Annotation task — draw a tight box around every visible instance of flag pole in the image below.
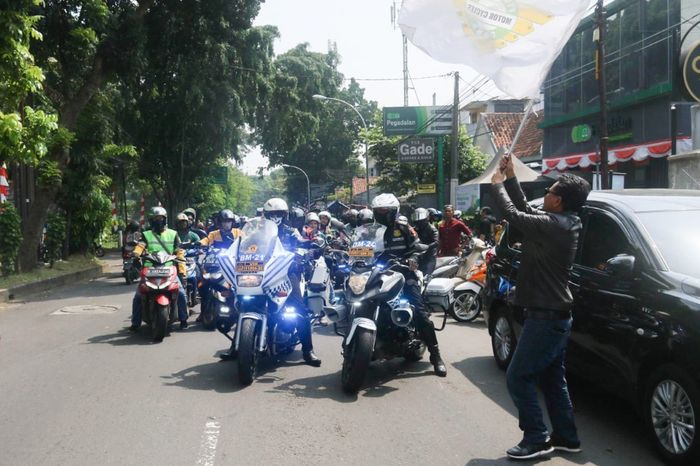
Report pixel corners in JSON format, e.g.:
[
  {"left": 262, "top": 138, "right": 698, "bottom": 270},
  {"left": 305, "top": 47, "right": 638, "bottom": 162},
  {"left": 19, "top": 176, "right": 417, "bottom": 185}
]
[{"left": 504, "top": 99, "right": 535, "bottom": 160}]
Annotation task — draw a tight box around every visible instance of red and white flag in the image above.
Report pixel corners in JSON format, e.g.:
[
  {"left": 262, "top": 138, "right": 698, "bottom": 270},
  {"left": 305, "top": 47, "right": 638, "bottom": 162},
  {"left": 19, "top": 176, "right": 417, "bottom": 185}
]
[
  {"left": 0, "top": 162, "right": 9, "bottom": 204},
  {"left": 399, "top": 0, "right": 592, "bottom": 98}
]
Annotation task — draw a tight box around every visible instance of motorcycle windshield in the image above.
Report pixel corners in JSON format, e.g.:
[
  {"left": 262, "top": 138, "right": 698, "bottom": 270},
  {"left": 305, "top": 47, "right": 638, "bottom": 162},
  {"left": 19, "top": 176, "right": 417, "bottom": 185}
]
[
  {"left": 348, "top": 224, "right": 386, "bottom": 265},
  {"left": 236, "top": 218, "right": 278, "bottom": 273}
]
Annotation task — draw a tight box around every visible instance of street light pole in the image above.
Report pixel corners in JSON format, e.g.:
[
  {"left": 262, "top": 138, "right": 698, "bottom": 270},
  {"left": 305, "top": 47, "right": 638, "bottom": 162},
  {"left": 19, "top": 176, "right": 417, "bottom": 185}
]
[
  {"left": 313, "top": 94, "right": 371, "bottom": 206},
  {"left": 281, "top": 163, "right": 311, "bottom": 210}
]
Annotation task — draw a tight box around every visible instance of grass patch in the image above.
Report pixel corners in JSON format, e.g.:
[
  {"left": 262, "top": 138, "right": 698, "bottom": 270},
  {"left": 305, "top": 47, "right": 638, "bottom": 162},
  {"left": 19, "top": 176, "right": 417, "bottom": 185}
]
[{"left": 0, "top": 255, "right": 102, "bottom": 290}]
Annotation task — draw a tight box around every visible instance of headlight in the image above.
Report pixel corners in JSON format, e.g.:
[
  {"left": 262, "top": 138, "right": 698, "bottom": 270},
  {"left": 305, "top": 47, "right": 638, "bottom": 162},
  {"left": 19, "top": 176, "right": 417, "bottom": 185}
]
[
  {"left": 237, "top": 274, "right": 262, "bottom": 287},
  {"left": 203, "top": 272, "right": 222, "bottom": 280},
  {"left": 348, "top": 273, "right": 370, "bottom": 295}
]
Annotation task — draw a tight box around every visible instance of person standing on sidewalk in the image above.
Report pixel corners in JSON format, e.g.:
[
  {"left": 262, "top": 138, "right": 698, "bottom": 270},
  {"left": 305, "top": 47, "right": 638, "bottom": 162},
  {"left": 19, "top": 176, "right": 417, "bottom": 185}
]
[
  {"left": 491, "top": 154, "right": 591, "bottom": 460},
  {"left": 437, "top": 205, "right": 472, "bottom": 257}
]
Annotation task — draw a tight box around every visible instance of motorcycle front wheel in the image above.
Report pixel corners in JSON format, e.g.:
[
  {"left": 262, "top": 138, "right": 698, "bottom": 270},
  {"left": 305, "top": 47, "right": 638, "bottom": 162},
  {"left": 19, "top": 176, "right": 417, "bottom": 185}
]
[
  {"left": 451, "top": 290, "right": 481, "bottom": 322},
  {"left": 341, "top": 328, "right": 373, "bottom": 394},
  {"left": 153, "top": 304, "right": 169, "bottom": 342},
  {"left": 237, "top": 319, "right": 259, "bottom": 386},
  {"left": 202, "top": 300, "right": 218, "bottom": 330}
]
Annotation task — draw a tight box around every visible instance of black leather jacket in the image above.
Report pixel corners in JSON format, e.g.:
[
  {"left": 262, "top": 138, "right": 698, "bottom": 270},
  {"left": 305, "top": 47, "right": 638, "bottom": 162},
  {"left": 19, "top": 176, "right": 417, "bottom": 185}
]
[{"left": 492, "top": 177, "right": 582, "bottom": 311}]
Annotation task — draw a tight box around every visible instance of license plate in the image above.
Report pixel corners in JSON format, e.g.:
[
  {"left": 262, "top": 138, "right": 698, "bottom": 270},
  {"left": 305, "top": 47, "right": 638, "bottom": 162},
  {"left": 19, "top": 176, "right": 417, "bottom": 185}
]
[
  {"left": 235, "top": 262, "right": 264, "bottom": 273},
  {"left": 146, "top": 267, "right": 171, "bottom": 277},
  {"left": 349, "top": 247, "right": 374, "bottom": 258}
]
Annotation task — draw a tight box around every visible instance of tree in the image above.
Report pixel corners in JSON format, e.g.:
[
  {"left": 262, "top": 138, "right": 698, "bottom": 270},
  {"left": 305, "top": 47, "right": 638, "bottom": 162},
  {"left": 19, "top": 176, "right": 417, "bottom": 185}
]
[
  {"left": 189, "top": 166, "right": 255, "bottom": 221},
  {"left": 121, "top": 1, "right": 277, "bottom": 218},
  {"left": 256, "top": 44, "right": 377, "bottom": 204},
  {"left": 368, "top": 112, "right": 487, "bottom": 198}
]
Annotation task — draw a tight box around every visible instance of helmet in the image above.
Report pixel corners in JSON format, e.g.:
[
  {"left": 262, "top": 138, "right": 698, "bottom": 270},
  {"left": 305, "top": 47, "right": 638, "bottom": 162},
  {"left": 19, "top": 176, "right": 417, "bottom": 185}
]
[
  {"left": 263, "top": 198, "right": 289, "bottom": 226},
  {"left": 358, "top": 208, "right": 374, "bottom": 225},
  {"left": 175, "top": 213, "right": 189, "bottom": 228},
  {"left": 454, "top": 209, "right": 462, "bottom": 219},
  {"left": 127, "top": 219, "right": 141, "bottom": 232},
  {"left": 256, "top": 207, "right": 264, "bottom": 217},
  {"left": 344, "top": 209, "right": 358, "bottom": 220},
  {"left": 183, "top": 207, "right": 197, "bottom": 221},
  {"left": 318, "top": 211, "right": 331, "bottom": 223},
  {"left": 219, "top": 209, "right": 235, "bottom": 221},
  {"left": 306, "top": 212, "right": 320, "bottom": 224},
  {"left": 219, "top": 209, "right": 238, "bottom": 229},
  {"left": 149, "top": 206, "right": 167, "bottom": 232},
  {"left": 397, "top": 215, "right": 408, "bottom": 226},
  {"left": 371, "top": 193, "right": 400, "bottom": 227},
  {"left": 289, "top": 207, "right": 304, "bottom": 222},
  {"left": 412, "top": 207, "right": 429, "bottom": 223}
]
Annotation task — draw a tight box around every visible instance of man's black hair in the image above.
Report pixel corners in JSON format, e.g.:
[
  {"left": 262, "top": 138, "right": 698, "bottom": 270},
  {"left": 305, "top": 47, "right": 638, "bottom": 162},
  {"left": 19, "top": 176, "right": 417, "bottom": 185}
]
[
  {"left": 556, "top": 173, "right": 591, "bottom": 212},
  {"left": 481, "top": 206, "right": 492, "bottom": 215}
]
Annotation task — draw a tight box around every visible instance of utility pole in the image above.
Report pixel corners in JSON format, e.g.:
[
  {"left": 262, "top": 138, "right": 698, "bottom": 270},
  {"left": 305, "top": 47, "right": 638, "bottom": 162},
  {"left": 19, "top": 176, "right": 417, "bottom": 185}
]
[
  {"left": 595, "top": 0, "right": 610, "bottom": 189},
  {"left": 391, "top": 1, "right": 409, "bottom": 106},
  {"left": 449, "top": 71, "right": 460, "bottom": 204}
]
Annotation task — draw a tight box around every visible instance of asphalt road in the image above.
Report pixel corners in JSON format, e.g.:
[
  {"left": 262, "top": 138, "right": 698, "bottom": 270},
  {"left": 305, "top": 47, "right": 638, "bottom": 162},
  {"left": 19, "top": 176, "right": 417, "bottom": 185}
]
[{"left": 0, "top": 276, "right": 664, "bottom": 466}]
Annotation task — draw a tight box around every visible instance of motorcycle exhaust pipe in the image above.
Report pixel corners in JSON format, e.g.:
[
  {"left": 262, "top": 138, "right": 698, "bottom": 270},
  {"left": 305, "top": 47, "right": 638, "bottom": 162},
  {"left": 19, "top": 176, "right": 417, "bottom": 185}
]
[
  {"left": 323, "top": 303, "right": 347, "bottom": 323},
  {"left": 390, "top": 307, "right": 413, "bottom": 327}
]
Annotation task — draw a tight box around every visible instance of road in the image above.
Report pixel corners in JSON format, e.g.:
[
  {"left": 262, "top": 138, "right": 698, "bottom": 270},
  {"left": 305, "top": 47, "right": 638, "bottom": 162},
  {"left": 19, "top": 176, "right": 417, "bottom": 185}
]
[{"left": 0, "top": 275, "right": 664, "bottom": 466}]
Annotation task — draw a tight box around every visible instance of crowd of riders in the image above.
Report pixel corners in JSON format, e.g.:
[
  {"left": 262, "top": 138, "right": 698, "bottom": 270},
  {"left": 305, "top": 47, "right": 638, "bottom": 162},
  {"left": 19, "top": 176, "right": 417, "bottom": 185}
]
[{"left": 126, "top": 195, "right": 486, "bottom": 376}]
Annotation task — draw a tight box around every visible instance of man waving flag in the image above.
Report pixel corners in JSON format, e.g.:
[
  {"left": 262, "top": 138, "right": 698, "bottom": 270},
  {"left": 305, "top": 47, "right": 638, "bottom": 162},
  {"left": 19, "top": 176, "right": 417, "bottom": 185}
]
[{"left": 399, "top": 0, "right": 592, "bottom": 98}]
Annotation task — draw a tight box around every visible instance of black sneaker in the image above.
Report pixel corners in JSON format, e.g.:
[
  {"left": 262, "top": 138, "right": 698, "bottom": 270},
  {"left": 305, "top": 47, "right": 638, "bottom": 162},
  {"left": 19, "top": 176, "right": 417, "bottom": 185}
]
[
  {"left": 551, "top": 435, "right": 581, "bottom": 453},
  {"left": 179, "top": 320, "right": 189, "bottom": 330},
  {"left": 506, "top": 440, "right": 554, "bottom": 460},
  {"left": 303, "top": 350, "right": 322, "bottom": 367},
  {"left": 128, "top": 324, "right": 139, "bottom": 332}
]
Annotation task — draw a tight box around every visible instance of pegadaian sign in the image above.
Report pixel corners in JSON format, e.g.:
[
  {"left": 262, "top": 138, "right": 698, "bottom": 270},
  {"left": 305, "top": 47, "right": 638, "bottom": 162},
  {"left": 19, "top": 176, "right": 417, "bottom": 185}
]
[
  {"left": 397, "top": 138, "right": 435, "bottom": 163},
  {"left": 383, "top": 106, "right": 453, "bottom": 136}
]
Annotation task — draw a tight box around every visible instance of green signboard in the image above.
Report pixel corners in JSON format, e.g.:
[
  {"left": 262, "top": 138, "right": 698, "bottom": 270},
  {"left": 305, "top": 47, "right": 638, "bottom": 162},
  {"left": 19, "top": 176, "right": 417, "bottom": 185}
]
[
  {"left": 383, "top": 106, "right": 453, "bottom": 136},
  {"left": 211, "top": 166, "right": 228, "bottom": 185}
]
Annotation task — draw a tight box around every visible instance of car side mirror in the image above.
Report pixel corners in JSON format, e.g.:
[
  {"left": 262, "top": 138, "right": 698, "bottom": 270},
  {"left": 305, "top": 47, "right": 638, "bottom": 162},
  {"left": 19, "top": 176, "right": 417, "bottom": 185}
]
[{"left": 605, "top": 254, "right": 636, "bottom": 279}]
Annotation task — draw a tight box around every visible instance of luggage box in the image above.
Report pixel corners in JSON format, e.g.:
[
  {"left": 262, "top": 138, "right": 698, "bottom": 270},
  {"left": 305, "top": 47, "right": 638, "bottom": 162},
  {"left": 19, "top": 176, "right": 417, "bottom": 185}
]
[{"left": 424, "top": 277, "right": 455, "bottom": 311}]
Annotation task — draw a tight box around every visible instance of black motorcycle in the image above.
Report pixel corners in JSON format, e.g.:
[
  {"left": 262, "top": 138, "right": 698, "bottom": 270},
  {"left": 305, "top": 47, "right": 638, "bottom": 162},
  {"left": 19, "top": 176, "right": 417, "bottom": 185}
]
[{"left": 324, "top": 223, "right": 429, "bottom": 394}]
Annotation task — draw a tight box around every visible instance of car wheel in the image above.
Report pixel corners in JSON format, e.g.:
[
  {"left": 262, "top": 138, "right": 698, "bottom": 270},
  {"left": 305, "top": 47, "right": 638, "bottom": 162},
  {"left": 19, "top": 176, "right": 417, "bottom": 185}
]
[
  {"left": 491, "top": 309, "right": 515, "bottom": 370},
  {"left": 644, "top": 364, "right": 700, "bottom": 464}
]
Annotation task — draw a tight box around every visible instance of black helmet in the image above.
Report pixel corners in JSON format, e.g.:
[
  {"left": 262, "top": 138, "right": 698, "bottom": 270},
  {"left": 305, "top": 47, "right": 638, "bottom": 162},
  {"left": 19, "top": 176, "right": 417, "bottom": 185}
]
[
  {"left": 127, "top": 219, "right": 141, "bottom": 232},
  {"left": 219, "top": 209, "right": 237, "bottom": 229}
]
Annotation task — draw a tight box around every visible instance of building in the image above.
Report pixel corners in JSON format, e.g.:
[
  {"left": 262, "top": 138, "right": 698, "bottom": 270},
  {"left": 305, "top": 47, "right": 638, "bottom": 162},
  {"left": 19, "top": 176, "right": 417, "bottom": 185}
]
[
  {"left": 470, "top": 112, "right": 544, "bottom": 165},
  {"left": 541, "top": 0, "right": 697, "bottom": 188}
]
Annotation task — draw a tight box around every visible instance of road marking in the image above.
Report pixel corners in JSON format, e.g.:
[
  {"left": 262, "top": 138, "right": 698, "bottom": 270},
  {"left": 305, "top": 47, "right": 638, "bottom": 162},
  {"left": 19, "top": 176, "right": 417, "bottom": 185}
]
[
  {"left": 196, "top": 418, "right": 221, "bottom": 466},
  {"left": 50, "top": 305, "right": 120, "bottom": 315}
]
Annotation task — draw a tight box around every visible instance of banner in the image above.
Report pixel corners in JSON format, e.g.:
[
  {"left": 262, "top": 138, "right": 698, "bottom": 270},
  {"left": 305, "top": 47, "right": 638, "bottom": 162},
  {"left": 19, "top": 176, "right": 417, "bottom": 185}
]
[{"left": 399, "top": 0, "right": 592, "bottom": 98}]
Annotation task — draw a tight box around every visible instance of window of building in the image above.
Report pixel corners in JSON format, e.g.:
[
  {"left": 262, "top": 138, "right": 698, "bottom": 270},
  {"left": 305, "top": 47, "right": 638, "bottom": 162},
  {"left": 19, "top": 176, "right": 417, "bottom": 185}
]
[
  {"left": 565, "top": 33, "right": 583, "bottom": 113},
  {"left": 605, "top": 12, "right": 622, "bottom": 96},
  {"left": 643, "top": 0, "right": 669, "bottom": 87},
  {"left": 620, "top": 2, "right": 641, "bottom": 97}
]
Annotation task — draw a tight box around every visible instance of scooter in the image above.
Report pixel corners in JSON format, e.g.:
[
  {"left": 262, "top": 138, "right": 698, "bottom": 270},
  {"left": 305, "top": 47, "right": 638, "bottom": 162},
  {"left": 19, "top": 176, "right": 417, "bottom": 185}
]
[
  {"left": 449, "top": 239, "right": 490, "bottom": 322},
  {"left": 199, "top": 247, "right": 234, "bottom": 330},
  {"left": 137, "top": 251, "right": 181, "bottom": 342}
]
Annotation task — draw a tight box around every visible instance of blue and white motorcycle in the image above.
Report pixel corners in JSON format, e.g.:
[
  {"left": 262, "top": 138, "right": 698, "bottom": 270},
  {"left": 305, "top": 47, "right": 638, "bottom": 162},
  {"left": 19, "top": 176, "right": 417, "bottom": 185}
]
[{"left": 219, "top": 218, "right": 308, "bottom": 386}]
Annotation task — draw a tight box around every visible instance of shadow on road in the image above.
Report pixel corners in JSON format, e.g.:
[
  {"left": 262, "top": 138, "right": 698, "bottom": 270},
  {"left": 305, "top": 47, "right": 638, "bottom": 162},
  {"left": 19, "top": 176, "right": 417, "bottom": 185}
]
[
  {"left": 161, "top": 360, "right": 248, "bottom": 394},
  {"left": 86, "top": 328, "right": 158, "bottom": 346},
  {"left": 453, "top": 356, "right": 657, "bottom": 465},
  {"left": 20, "top": 276, "right": 131, "bottom": 304}
]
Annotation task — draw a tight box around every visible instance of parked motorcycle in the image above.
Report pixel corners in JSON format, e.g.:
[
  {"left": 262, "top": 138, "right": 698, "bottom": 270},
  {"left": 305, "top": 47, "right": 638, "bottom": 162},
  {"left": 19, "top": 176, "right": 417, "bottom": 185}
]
[
  {"left": 122, "top": 249, "right": 140, "bottom": 285},
  {"left": 137, "top": 251, "right": 181, "bottom": 341},
  {"left": 218, "top": 217, "right": 310, "bottom": 386},
  {"left": 449, "top": 238, "right": 491, "bottom": 322},
  {"left": 323, "top": 223, "right": 428, "bottom": 394}
]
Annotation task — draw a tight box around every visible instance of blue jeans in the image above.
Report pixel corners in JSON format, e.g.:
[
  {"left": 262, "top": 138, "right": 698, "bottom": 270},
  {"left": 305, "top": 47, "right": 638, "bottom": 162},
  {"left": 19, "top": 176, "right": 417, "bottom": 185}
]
[
  {"left": 506, "top": 311, "right": 579, "bottom": 445},
  {"left": 131, "top": 276, "right": 188, "bottom": 325}
]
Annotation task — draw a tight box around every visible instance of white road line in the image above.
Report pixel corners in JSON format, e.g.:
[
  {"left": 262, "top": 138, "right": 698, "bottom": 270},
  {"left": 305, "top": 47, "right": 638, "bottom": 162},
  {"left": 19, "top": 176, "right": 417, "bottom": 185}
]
[{"left": 196, "top": 418, "right": 221, "bottom": 466}]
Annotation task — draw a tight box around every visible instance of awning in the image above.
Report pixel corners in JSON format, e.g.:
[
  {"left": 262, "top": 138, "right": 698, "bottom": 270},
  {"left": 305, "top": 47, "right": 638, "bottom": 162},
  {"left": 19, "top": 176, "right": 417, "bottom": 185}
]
[{"left": 543, "top": 137, "right": 692, "bottom": 174}]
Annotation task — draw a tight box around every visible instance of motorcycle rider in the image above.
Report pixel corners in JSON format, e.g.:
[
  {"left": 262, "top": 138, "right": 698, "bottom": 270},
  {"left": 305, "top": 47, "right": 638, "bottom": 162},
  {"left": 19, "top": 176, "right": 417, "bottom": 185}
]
[
  {"left": 264, "top": 198, "right": 322, "bottom": 367},
  {"left": 372, "top": 194, "right": 447, "bottom": 377},
  {"left": 183, "top": 208, "right": 207, "bottom": 239},
  {"left": 129, "top": 207, "right": 189, "bottom": 331},
  {"left": 304, "top": 212, "right": 322, "bottom": 240},
  {"left": 318, "top": 211, "right": 333, "bottom": 235},
  {"left": 343, "top": 209, "right": 359, "bottom": 230},
  {"left": 289, "top": 207, "right": 306, "bottom": 234},
  {"left": 176, "top": 213, "right": 200, "bottom": 244},
  {"left": 412, "top": 208, "right": 438, "bottom": 276},
  {"left": 198, "top": 209, "right": 241, "bottom": 249}
]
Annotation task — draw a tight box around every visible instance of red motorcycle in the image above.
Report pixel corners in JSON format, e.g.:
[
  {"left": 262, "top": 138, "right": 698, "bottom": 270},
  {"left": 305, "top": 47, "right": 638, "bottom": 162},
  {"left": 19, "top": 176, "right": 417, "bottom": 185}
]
[{"left": 138, "top": 251, "right": 180, "bottom": 341}]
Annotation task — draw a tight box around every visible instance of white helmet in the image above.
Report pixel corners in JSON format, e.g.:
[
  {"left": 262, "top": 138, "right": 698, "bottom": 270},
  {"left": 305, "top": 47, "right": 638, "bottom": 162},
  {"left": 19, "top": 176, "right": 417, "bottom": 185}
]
[
  {"left": 411, "top": 207, "right": 429, "bottom": 223},
  {"left": 263, "top": 198, "right": 289, "bottom": 226},
  {"left": 318, "top": 210, "right": 331, "bottom": 221},
  {"left": 397, "top": 215, "right": 408, "bottom": 226},
  {"left": 306, "top": 212, "right": 320, "bottom": 224},
  {"left": 371, "top": 193, "right": 400, "bottom": 226},
  {"left": 454, "top": 209, "right": 462, "bottom": 219}
]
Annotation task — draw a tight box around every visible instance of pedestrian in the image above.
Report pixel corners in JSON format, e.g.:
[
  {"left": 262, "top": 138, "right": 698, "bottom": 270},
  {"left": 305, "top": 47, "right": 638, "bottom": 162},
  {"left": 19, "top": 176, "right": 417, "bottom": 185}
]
[
  {"left": 437, "top": 204, "right": 472, "bottom": 257},
  {"left": 491, "top": 154, "right": 590, "bottom": 460},
  {"left": 478, "top": 206, "right": 496, "bottom": 242}
]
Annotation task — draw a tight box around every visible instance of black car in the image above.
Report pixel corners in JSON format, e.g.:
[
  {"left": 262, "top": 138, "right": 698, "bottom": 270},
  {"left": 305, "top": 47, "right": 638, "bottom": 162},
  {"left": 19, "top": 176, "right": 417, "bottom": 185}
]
[{"left": 483, "top": 190, "right": 700, "bottom": 465}]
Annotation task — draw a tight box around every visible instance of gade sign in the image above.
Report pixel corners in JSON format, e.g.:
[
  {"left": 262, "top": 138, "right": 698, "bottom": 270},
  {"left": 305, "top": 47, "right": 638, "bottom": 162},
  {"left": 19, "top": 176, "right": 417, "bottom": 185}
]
[{"left": 398, "top": 138, "right": 435, "bottom": 163}]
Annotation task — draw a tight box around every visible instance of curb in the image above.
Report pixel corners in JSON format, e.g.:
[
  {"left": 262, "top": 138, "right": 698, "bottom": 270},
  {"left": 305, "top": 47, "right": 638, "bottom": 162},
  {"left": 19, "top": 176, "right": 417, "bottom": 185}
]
[{"left": 0, "top": 265, "right": 106, "bottom": 302}]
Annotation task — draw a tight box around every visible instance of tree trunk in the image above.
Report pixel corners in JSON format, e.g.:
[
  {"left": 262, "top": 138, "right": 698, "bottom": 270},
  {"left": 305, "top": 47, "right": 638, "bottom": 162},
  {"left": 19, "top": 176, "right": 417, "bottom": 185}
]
[{"left": 18, "top": 184, "right": 59, "bottom": 272}]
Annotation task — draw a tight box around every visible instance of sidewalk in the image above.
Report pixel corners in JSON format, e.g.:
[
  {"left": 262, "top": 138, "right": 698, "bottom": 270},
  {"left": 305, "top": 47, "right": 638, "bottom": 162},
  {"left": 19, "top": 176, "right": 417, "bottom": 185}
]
[{"left": 0, "top": 252, "right": 123, "bottom": 302}]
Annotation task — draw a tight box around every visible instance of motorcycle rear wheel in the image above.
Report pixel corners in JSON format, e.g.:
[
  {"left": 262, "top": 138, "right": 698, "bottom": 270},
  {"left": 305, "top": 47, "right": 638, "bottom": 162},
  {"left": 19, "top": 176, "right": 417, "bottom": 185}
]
[
  {"left": 153, "top": 304, "right": 169, "bottom": 342},
  {"left": 341, "top": 328, "right": 373, "bottom": 394},
  {"left": 451, "top": 290, "right": 481, "bottom": 322},
  {"left": 202, "top": 300, "right": 217, "bottom": 330},
  {"left": 237, "top": 319, "right": 259, "bottom": 386}
]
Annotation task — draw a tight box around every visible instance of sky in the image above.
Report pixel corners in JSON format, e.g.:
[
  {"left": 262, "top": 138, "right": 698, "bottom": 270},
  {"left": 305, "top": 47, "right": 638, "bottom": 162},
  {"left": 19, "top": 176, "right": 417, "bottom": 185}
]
[{"left": 239, "top": 0, "right": 503, "bottom": 174}]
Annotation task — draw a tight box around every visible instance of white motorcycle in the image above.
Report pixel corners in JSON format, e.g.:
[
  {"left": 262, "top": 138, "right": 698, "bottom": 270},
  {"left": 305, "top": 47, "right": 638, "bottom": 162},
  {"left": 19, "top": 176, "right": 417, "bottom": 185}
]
[{"left": 219, "top": 218, "right": 307, "bottom": 386}]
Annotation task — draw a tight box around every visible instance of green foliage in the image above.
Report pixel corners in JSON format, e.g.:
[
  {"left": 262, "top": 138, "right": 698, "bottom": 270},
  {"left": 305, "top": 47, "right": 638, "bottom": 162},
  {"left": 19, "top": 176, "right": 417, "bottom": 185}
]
[
  {"left": 45, "top": 212, "right": 66, "bottom": 267},
  {"left": 36, "top": 158, "right": 62, "bottom": 186},
  {"left": 0, "top": 203, "right": 23, "bottom": 276},
  {"left": 248, "top": 169, "right": 288, "bottom": 216},
  {"left": 257, "top": 45, "right": 377, "bottom": 204},
  {"left": 190, "top": 166, "right": 254, "bottom": 220},
  {"left": 370, "top": 115, "right": 488, "bottom": 198},
  {"left": 0, "top": 0, "right": 57, "bottom": 165}
]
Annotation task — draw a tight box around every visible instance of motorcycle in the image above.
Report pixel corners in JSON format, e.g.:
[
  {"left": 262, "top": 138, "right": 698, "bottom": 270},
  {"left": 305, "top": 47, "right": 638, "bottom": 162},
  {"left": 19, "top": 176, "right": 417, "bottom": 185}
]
[
  {"left": 122, "top": 231, "right": 141, "bottom": 285},
  {"left": 449, "top": 238, "right": 491, "bottom": 322},
  {"left": 137, "top": 251, "right": 181, "bottom": 342},
  {"left": 218, "top": 217, "right": 309, "bottom": 386},
  {"left": 323, "top": 223, "right": 429, "bottom": 394},
  {"left": 199, "top": 247, "right": 234, "bottom": 330},
  {"left": 184, "top": 248, "right": 201, "bottom": 308}
]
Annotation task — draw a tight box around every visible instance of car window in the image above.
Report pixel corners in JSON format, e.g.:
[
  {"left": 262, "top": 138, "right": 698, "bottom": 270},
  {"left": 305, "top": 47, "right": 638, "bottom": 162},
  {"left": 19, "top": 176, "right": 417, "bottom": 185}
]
[{"left": 579, "top": 211, "right": 632, "bottom": 270}]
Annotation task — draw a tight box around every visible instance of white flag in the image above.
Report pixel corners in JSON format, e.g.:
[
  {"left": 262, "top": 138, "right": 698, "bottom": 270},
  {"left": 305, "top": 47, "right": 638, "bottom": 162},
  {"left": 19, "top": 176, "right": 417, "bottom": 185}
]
[{"left": 399, "top": 0, "right": 593, "bottom": 98}]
